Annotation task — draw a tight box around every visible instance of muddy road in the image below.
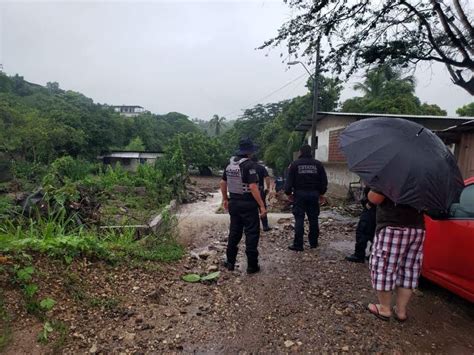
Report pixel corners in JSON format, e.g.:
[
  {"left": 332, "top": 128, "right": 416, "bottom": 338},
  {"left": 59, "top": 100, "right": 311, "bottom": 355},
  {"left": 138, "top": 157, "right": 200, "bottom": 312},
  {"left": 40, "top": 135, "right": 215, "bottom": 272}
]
[
  {"left": 172, "top": 179, "right": 474, "bottom": 353},
  {"left": 3, "top": 177, "right": 474, "bottom": 354}
]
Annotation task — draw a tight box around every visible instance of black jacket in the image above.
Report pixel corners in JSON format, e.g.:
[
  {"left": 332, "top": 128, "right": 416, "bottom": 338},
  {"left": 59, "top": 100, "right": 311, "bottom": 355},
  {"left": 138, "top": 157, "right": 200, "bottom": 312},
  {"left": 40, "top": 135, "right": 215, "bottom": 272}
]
[{"left": 284, "top": 155, "right": 328, "bottom": 195}]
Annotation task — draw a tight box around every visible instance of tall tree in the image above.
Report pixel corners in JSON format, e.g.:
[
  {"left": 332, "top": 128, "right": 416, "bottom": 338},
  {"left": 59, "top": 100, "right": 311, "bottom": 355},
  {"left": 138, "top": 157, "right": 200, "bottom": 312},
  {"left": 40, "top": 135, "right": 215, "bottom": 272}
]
[
  {"left": 125, "top": 137, "right": 146, "bottom": 151},
  {"left": 342, "top": 65, "right": 446, "bottom": 115},
  {"left": 209, "top": 114, "right": 226, "bottom": 136},
  {"left": 353, "top": 65, "right": 415, "bottom": 99},
  {"left": 260, "top": 0, "right": 474, "bottom": 95}
]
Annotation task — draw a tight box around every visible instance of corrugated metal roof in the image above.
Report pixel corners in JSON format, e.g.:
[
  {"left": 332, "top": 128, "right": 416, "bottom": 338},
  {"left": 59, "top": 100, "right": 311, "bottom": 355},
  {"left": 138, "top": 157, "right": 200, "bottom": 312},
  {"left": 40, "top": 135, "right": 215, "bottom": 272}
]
[
  {"left": 294, "top": 112, "right": 474, "bottom": 131},
  {"left": 440, "top": 119, "right": 474, "bottom": 133},
  {"left": 98, "top": 151, "right": 164, "bottom": 159},
  {"left": 112, "top": 105, "right": 144, "bottom": 109}
]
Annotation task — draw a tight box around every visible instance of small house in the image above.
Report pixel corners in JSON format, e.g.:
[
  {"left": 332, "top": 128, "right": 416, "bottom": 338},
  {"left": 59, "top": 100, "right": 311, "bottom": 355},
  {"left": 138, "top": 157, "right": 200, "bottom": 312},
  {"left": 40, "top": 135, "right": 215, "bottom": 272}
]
[
  {"left": 112, "top": 105, "right": 146, "bottom": 117},
  {"left": 98, "top": 151, "right": 164, "bottom": 171},
  {"left": 294, "top": 112, "right": 474, "bottom": 195},
  {"left": 437, "top": 120, "right": 474, "bottom": 179}
]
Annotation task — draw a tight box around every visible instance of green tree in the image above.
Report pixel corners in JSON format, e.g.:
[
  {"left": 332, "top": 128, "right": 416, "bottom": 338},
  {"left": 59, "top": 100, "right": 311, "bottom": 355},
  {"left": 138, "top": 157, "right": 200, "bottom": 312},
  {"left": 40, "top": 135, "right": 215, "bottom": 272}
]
[
  {"left": 46, "top": 82, "right": 61, "bottom": 94},
  {"left": 353, "top": 65, "right": 414, "bottom": 99},
  {"left": 209, "top": 114, "right": 226, "bottom": 136},
  {"left": 341, "top": 65, "right": 446, "bottom": 116},
  {"left": 419, "top": 103, "right": 447, "bottom": 116},
  {"left": 259, "top": 75, "right": 342, "bottom": 174},
  {"left": 125, "top": 137, "right": 145, "bottom": 151},
  {"left": 167, "top": 132, "right": 226, "bottom": 175},
  {"left": 456, "top": 102, "right": 474, "bottom": 117},
  {"left": 261, "top": 0, "right": 474, "bottom": 95},
  {"left": 0, "top": 72, "right": 200, "bottom": 164}
]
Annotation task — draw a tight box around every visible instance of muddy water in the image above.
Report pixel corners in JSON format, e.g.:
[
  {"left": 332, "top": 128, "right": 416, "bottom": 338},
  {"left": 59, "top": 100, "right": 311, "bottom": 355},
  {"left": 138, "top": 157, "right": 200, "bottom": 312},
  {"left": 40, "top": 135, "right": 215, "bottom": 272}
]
[
  {"left": 177, "top": 193, "right": 228, "bottom": 246},
  {"left": 176, "top": 192, "right": 295, "bottom": 239},
  {"left": 177, "top": 191, "right": 359, "bottom": 252}
]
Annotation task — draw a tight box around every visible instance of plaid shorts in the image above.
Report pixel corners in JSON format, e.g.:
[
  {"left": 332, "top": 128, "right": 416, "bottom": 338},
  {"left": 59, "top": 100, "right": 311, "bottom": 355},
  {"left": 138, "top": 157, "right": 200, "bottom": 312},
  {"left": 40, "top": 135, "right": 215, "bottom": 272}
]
[{"left": 369, "top": 226, "right": 425, "bottom": 291}]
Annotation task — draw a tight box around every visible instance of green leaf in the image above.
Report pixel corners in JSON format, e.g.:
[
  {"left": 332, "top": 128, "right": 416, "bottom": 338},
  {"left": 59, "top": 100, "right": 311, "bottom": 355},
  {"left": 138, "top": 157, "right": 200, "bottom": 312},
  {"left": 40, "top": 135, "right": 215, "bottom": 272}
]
[
  {"left": 201, "top": 271, "right": 220, "bottom": 282},
  {"left": 16, "top": 266, "right": 34, "bottom": 282},
  {"left": 43, "top": 321, "right": 53, "bottom": 333},
  {"left": 24, "top": 284, "right": 38, "bottom": 298},
  {"left": 39, "top": 298, "right": 56, "bottom": 311},
  {"left": 37, "top": 321, "right": 54, "bottom": 343},
  {"left": 182, "top": 274, "right": 201, "bottom": 283}
]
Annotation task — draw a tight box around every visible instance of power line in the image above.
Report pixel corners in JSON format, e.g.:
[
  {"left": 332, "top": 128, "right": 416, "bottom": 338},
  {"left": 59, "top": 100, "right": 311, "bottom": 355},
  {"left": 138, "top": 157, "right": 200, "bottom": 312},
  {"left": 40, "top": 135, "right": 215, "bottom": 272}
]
[{"left": 223, "top": 72, "right": 308, "bottom": 119}]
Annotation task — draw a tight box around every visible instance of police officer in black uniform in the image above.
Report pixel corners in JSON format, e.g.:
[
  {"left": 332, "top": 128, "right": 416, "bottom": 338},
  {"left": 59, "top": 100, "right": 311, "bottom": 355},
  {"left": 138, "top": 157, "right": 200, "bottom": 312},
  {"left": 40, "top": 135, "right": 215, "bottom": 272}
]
[
  {"left": 220, "top": 138, "right": 267, "bottom": 274},
  {"left": 251, "top": 156, "right": 272, "bottom": 231},
  {"left": 345, "top": 185, "right": 376, "bottom": 263},
  {"left": 285, "top": 144, "right": 328, "bottom": 251}
]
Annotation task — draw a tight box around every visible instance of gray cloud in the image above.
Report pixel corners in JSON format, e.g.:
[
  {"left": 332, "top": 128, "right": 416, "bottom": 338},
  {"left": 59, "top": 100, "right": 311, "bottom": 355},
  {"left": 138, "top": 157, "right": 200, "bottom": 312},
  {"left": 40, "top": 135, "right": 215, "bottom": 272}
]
[{"left": 1, "top": 1, "right": 471, "bottom": 119}]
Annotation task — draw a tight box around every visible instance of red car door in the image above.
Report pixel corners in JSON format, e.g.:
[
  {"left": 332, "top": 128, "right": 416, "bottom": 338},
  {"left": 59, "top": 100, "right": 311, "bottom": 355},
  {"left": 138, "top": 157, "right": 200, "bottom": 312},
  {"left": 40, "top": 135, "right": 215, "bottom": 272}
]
[{"left": 422, "top": 178, "right": 474, "bottom": 302}]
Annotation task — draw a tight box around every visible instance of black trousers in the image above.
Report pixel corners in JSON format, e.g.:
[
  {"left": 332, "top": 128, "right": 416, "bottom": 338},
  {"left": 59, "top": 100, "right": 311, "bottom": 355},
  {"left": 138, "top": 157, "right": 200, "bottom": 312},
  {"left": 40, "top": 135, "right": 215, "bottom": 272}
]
[
  {"left": 354, "top": 207, "right": 376, "bottom": 258},
  {"left": 260, "top": 190, "right": 269, "bottom": 229},
  {"left": 292, "top": 190, "right": 320, "bottom": 248},
  {"left": 227, "top": 199, "right": 260, "bottom": 268}
]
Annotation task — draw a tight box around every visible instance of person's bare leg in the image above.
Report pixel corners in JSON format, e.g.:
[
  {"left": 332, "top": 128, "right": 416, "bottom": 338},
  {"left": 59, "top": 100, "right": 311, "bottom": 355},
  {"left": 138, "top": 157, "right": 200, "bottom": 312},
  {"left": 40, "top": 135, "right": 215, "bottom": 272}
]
[
  {"left": 395, "top": 287, "right": 413, "bottom": 319},
  {"left": 375, "top": 290, "right": 392, "bottom": 316}
]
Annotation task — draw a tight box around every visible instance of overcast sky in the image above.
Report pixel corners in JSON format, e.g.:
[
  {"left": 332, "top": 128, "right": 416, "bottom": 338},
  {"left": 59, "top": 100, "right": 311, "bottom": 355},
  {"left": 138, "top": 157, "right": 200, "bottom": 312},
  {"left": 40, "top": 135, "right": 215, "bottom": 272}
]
[{"left": 1, "top": 0, "right": 472, "bottom": 119}]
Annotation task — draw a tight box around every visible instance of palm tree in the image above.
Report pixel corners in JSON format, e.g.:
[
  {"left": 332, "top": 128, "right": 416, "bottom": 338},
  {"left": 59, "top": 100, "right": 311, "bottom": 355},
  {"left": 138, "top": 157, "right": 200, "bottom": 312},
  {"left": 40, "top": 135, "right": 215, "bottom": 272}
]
[
  {"left": 353, "top": 64, "right": 415, "bottom": 98},
  {"left": 209, "top": 114, "right": 226, "bottom": 136}
]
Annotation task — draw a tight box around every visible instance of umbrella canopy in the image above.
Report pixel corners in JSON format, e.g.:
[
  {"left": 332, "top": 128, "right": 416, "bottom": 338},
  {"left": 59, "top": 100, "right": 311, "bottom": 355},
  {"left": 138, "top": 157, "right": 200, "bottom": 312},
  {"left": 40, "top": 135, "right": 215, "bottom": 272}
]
[{"left": 339, "top": 117, "right": 464, "bottom": 212}]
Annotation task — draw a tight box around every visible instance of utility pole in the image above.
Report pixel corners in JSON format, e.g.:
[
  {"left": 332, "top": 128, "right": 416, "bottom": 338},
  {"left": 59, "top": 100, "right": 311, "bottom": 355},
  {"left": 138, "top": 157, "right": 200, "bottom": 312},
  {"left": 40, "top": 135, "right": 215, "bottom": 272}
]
[{"left": 310, "top": 35, "right": 321, "bottom": 158}]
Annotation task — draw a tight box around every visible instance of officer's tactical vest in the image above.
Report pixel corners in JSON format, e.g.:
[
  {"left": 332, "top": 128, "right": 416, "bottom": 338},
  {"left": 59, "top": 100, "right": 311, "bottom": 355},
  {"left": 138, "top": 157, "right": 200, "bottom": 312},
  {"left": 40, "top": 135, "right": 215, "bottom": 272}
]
[{"left": 226, "top": 157, "right": 250, "bottom": 195}]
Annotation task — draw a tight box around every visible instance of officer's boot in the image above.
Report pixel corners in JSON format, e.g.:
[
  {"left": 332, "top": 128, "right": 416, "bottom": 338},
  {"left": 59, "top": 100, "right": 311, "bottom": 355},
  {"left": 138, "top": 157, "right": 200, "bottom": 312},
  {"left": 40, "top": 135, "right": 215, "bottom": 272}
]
[{"left": 261, "top": 215, "right": 271, "bottom": 232}]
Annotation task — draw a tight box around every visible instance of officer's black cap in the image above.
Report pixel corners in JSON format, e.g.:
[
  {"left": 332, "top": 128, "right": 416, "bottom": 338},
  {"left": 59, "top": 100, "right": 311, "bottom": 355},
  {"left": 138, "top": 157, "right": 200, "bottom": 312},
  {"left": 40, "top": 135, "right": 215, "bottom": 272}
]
[{"left": 235, "top": 138, "right": 258, "bottom": 155}]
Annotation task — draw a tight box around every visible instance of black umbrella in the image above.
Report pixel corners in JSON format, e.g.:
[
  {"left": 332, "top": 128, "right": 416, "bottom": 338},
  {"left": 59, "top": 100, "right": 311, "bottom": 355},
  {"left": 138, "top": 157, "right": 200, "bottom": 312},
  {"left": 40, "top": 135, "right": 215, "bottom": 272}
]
[{"left": 339, "top": 117, "right": 464, "bottom": 212}]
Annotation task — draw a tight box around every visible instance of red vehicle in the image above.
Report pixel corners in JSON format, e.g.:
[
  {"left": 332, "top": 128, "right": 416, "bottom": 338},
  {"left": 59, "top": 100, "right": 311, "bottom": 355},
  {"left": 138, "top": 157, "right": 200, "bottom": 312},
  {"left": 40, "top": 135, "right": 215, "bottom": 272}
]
[{"left": 422, "top": 177, "right": 474, "bottom": 302}]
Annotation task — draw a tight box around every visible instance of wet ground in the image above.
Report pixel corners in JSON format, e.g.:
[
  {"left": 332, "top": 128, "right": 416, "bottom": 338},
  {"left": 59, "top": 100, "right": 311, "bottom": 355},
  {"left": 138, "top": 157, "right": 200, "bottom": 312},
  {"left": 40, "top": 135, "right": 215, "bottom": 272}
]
[
  {"left": 172, "top": 180, "right": 474, "bottom": 353},
  {"left": 2, "top": 177, "right": 474, "bottom": 354}
]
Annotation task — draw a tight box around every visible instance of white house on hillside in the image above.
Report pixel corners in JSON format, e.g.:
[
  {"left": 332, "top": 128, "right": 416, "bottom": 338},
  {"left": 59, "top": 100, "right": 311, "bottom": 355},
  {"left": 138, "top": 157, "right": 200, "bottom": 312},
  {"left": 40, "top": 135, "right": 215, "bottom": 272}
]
[{"left": 113, "top": 105, "right": 146, "bottom": 117}]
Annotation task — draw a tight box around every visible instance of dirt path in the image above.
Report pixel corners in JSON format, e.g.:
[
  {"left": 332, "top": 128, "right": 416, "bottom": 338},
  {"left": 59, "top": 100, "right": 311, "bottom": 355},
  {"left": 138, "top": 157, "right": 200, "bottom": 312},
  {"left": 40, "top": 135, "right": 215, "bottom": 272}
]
[
  {"left": 3, "top": 178, "right": 474, "bottom": 354},
  {"left": 171, "top": 190, "right": 474, "bottom": 353}
]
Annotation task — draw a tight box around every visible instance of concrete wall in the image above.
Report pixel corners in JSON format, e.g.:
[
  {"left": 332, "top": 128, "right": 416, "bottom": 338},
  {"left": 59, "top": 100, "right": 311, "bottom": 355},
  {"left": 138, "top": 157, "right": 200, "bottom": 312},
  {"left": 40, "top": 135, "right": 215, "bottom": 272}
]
[
  {"left": 306, "top": 116, "right": 353, "bottom": 162},
  {"left": 323, "top": 162, "right": 359, "bottom": 193},
  {"left": 104, "top": 157, "right": 157, "bottom": 172},
  {"left": 302, "top": 117, "right": 356, "bottom": 193}
]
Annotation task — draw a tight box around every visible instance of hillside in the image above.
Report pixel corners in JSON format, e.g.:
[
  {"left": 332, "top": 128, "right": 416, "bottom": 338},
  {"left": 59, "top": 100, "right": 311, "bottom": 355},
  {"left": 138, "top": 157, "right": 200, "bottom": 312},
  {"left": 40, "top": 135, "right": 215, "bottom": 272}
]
[{"left": 0, "top": 73, "right": 198, "bottom": 164}]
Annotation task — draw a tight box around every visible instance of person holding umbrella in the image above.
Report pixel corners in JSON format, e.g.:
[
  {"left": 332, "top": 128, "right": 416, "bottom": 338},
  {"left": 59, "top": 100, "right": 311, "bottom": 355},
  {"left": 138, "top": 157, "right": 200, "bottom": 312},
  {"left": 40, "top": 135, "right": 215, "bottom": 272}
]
[
  {"left": 340, "top": 117, "right": 464, "bottom": 321},
  {"left": 366, "top": 190, "right": 425, "bottom": 321}
]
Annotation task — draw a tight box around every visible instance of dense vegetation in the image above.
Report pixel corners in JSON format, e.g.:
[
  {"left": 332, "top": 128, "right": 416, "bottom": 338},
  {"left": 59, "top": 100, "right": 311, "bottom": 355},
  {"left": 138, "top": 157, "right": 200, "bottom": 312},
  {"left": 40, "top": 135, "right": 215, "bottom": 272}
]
[
  {"left": 0, "top": 74, "right": 191, "bottom": 326},
  {"left": 0, "top": 73, "right": 198, "bottom": 164},
  {"left": 341, "top": 65, "right": 447, "bottom": 115},
  {"left": 456, "top": 102, "right": 474, "bottom": 117}
]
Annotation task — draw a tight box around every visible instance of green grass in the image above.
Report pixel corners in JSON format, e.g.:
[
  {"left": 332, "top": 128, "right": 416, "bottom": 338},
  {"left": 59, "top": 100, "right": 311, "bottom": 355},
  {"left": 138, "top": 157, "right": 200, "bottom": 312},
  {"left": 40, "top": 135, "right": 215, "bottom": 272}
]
[{"left": 0, "top": 211, "right": 183, "bottom": 264}]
